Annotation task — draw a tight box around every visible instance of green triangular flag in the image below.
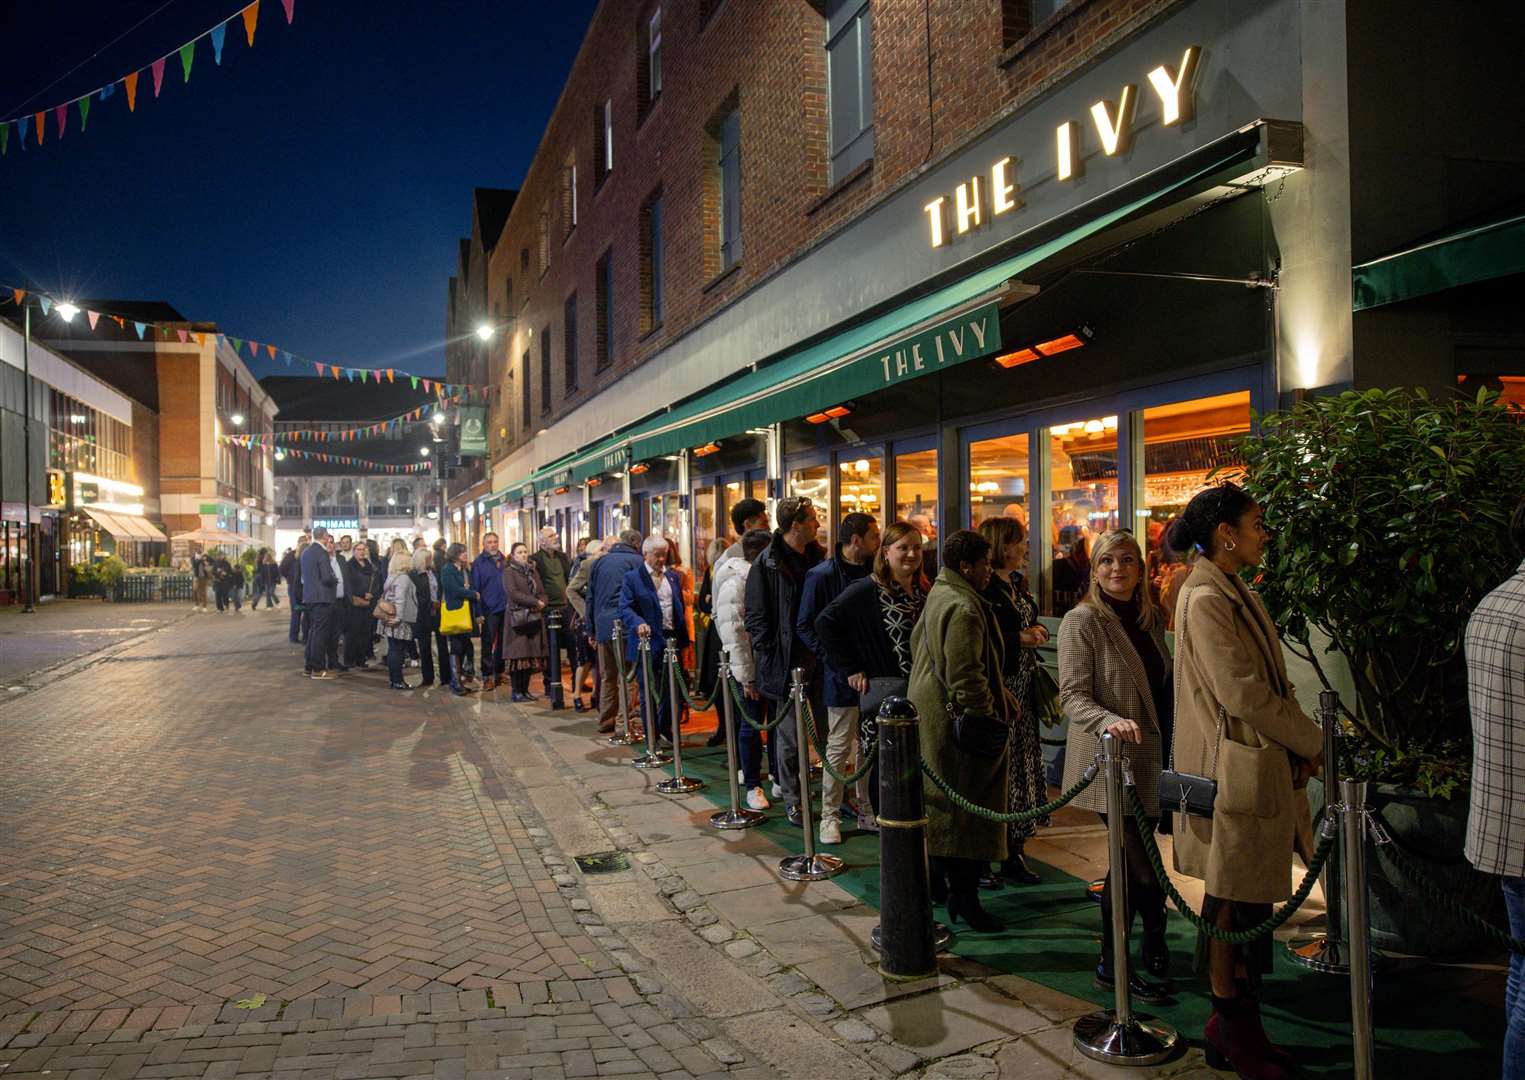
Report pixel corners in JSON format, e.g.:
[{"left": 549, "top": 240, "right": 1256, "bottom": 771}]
[
  {"left": 0, "top": 123, "right": 8, "bottom": 156},
  {"left": 409, "top": 375, "right": 418, "bottom": 389},
  {"left": 180, "top": 41, "right": 195, "bottom": 82},
  {"left": 230, "top": 337, "right": 243, "bottom": 353},
  {"left": 78, "top": 95, "right": 90, "bottom": 131}
]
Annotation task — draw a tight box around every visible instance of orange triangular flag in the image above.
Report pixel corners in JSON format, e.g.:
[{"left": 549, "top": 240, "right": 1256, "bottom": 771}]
[
  {"left": 387, "top": 369, "right": 394, "bottom": 383},
  {"left": 34, "top": 111, "right": 45, "bottom": 145},
  {"left": 124, "top": 72, "right": 139, "bottom": 112},
  {"left": 113, "top": 315, "right": 126, "bottom": 328},
  {"left": 11, "top": 288, "right": 24, "bottom": 305},
  {"left": 242, "top": 1, "right": 259, "bottom": 45},
  {"left": 266, "top": 344, "right": 275, "bottom": 358},
  {"left": 194, "top": 332, "right": 205, "bottom": 346},
  {"left": 331, "top": 365, "right": 340, "bottom": 380}
]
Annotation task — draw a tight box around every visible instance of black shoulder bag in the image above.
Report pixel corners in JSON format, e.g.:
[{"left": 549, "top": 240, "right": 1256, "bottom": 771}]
[
  {"left": 1157, "top": 589, "right": 1222, "bottom": 819},
  {"left": 926, "top": 643, "right": 1009, "bottom": 759}
]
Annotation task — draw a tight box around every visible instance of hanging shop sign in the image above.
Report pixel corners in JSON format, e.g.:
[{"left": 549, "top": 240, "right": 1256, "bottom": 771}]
[
  {"left": 922, "top": 46, "right": 1201, "bottom": 247},
  {"left": 458, "top": 405, "right": 488, "bottom": 456}
]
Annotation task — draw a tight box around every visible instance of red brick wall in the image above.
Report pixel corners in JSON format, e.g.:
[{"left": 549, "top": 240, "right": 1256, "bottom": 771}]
[{"left": 485, "top": 0, "right": 1181, "bottom": 457}]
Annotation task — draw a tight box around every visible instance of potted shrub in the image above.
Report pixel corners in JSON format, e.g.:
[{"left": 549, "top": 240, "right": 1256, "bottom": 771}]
[
  {"left": 95, "top": 554, "right": 127, "bottom": 601},
  {"left": 1237, "top": 386, "right": 1525, "bottom": 954}
]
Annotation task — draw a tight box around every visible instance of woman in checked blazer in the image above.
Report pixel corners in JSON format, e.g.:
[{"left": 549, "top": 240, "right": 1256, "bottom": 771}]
[{"left": 1059, "top": 529, "right": 1172, "bottom": 1005}]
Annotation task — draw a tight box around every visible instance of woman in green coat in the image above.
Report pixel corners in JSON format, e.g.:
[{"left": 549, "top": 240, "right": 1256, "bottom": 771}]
[{"left": 908, "top": 529, "right": 1011, "bottom": 932}]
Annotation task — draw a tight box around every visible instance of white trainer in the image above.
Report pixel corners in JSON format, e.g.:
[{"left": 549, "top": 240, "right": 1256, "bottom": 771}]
[
  {"left": 819, "top": 818, "right": 842, "bottom": 845},
  {"left": 746, "top": 787, "right": 770, "bottom": 811}
]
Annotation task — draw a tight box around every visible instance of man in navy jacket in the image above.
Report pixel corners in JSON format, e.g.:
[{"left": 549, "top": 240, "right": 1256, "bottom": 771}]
[
  {"left": 300, "top": 527, "right": 339, "bottom": 679},
  {"left": 796, "top": 513, "right": 879, "bottom": 843},
  {"left": 618, "top": 534, "right": 690, "bottom": 741},
  {"left": 587, "top": 528, "right": 645, "bottom": 731},
  {"left": 471, "top": 533, "right": 510, "bottom": 690}
]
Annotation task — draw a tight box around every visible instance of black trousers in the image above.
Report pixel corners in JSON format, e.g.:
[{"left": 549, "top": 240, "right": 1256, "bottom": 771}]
[
  {"left": 305, "top": 602, "right": 335, "bottom": 673},
  {"left": 412, "top": 623, "right": 436, "bottom": 685},
  {"left": 1097, "top": 812, "right": 1166, "bottom": 969},
  {"left": 480, "top": 611, "right": 506, "bottom": 679},
  {"left": 343, "top": 605, "right": 372, "bottom": 667}
]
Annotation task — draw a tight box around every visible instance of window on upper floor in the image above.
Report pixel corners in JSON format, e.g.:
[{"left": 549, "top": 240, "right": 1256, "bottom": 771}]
[
  {"left": 825, "top": 0, "right": 874, "bottom": 184},
  {"left": 595, "top": 99, "right": 614, "bottom": 184},
  {"left": 717, "top": 107, "right": 742, "bottom": 272},
  {"left": 638, "top": 5, "right": 662, "bottom": 122},
  {"left": 505, "top": 276, "right": 514, "bottom": 314},
  {"left": 595, "top": 249, "right": 615, "bottom": 371},
  {"left": 1002, "top": 0, "right": 1072, "bottom": 46},
  {"left": 564, "top": 293, "right": 579, "bottom": 394},
  {"left": 539, "top": 326, "right": 552, "bottom": 415},
  {"left": 562, "top": 152, "right": 578, "bottom": 238},
  {"left": 521, "top": 350, "right": 532, "bottom": 429},
  {"left": 640, "top": 191, "right": 664, "bottom": 334},
  {"left": 538, "top": 203, "right": 550, "bottom": 274},
  {"left": 520, "top": 247, "right": 530, "bottom": 271}
]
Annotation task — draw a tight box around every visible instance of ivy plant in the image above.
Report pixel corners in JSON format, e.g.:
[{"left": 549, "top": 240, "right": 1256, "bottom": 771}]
[{"left": 1234, "top": 387, "right": 1525, "bottom": 794}]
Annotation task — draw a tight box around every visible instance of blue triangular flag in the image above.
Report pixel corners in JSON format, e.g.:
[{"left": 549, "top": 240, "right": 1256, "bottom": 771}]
[
  {"left": 134, "top": 322, "right": 146, "bottom": 339},
  {"left": 211, "top": 22, "right": 228, "bottom": 64},
  {"left": 39, "top": 297, "right": 51, "bottom": 316},
  {"left": 100, "top": 82, "right": 115, "bottom": 101},
  {"left": 17, "top": 115, "right": 29, "bottom": 149},
  {"left": 281, "top": 350, "right": 292, "bottom": 366}
]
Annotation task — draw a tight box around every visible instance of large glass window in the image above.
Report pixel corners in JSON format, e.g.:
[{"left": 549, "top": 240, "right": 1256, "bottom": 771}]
[
  {"left": 894, "top": 447, "right": 938, "bottom": 528},
  {"left": 1135, "top": 390, "right": 1251, "bottom": 624},
  {"left": 1048, "top": 415, "right": 1119, "bottom": 618},
  {"left": 967, "top": 434, "right": 1028, "bottom": 530},
  {"left": 693, "top": 484, "right": 715, "bottom": 581},
  {"left": 788, "top": 463, "right": 830, "bottom": 548},
  {"left": 838, "top": 454, "right": 882, "bottom": 525}
]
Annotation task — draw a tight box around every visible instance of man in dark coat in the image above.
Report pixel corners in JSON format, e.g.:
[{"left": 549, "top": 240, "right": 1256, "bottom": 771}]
[
  {"left": 471, "top": 533, "right": 510, "bottom": 690},
  {"left": 587, "top": 529, "right": 645, "bottom": 732},
  {"left": 744, "top": 496, "right": 826, "bottom": 824},
  {"left": 342, "top": 541, "right": 380, "bottom": 669},
  {"left": 300, "top": 528, "right": 339, "bottom": 679},
  {"left": 796, "top": 512, "right": 879, "bottom": 843},
  {"left": 617, "top": 535, "right": 691, "bottom": 741}
]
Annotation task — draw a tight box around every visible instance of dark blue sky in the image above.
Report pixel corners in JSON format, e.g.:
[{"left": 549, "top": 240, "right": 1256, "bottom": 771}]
[{"left": 0, "top": 0, "right": 597, "bottom": 379}]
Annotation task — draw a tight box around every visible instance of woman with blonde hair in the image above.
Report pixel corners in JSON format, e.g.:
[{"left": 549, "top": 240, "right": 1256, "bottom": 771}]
[{"left": 1058, "top": 528, "right": 1173, "bottom": 1004}]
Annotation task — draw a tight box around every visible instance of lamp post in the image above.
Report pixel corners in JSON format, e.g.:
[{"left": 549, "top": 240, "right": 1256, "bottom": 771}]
[{"left": 20, "top": 303, "right": 34, "bottom": 613}]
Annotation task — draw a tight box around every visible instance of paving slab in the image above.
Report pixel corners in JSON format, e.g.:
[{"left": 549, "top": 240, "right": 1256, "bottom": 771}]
[{"left": 858, "top": 983, "right": 1049, "bottom": 1058}]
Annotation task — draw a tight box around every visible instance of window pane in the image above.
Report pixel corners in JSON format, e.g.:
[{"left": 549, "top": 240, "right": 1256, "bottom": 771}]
[
  {"left": 693, "top": 484, "right": 715, "bottom": 580},
  {"left": 838, "top": 454, "right": 882, "bottom": 524},
  {"left": 827, "top": 28, "right": 860, "bottom": 157},
  {"left": 650, "top": 198, "right": 664, "bottom": 326},
  {"left": 894, "top": 448, "right": 939, "bottom": 529},
  {"left": 720, "top": 479, "right": 743, "bottom": 542},
  {"left": 968, "top": 435, "right": 1028, "bottom": 530},
  {"left": 788, "top": 463, "right": 830, "bottom": 548},
  {"left": 1048, "top": 415, "right": 1119, "bottom": 617},
  {"left": 1138, "top": 390, "right": 1251, "bottom": 626}
]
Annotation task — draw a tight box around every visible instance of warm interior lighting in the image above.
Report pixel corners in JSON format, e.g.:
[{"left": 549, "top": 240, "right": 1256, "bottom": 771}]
[
  {"left": 1034, "top": 333, "right": 1087, "bottom": 356},
  {"left": 995, "top": 347, "right": 1041, "bottom": 368},
  {"left": 629, "top": 462, "right": 650, "bottom": 475},
  {"left": 693, "top": 442, "right": 721, "bottom": 457}
]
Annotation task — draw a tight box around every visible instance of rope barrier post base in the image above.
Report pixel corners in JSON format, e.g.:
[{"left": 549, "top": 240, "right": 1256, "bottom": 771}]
[
  {"left": 711, "top": 652, "right": 765, "bottom": 830},
  {"left": 607, "top": 619, "right": 635, "bottom": 746},
  {"left": 629, "top": 638, "right": 672, "bottom": 770},
  {"left": 1290, "top": 689, "right": 1350, "bottom": 974},
  {"left": 1342, "top": 779, "right": 1376, "bottom": 1080},
  {"left": 779, "top": 668, "right": 845, "bottom": 883},
  {"left": 656, "top": 640, "right": 704, "bottom": 795},
  {"left": 546, "top": 606, "right": 565, "bottom": 711},
  {"left": 871, "top": 696, "right": 939, "bottom": 979},
  {"left": 1074, "top": 733, "right": 1178, "bottom": 1067}
]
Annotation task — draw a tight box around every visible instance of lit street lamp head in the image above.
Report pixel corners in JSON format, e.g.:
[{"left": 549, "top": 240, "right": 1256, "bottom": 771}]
[
  {"left": 419, "top": 446, "right": 431, "bottom": 457},
  {"left": 55, "top": 302, "right": 80, "bottom": 323},
  {"left": 475, "top": 323, "right": 495, "bottom": 341},
  {"left": 230, "top": 412, "right": 245, "bottom": 426}
]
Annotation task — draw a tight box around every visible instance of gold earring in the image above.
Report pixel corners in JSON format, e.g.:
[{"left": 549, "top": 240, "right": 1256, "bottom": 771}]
[{"left": 1224, "top": 537, "right": 1237, "bottom": 552}]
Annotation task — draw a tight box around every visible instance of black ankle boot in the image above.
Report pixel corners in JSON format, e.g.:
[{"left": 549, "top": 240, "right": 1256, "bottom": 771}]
[
  {"left": 1000, "top": 853, "right": 1042, "bottom": 885},
  {"left": 946, "top": 890, "right": 1004, "bottom": 933}
]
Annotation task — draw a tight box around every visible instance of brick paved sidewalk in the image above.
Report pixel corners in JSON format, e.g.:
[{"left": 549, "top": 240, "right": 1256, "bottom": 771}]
[{"left": 0, "top": 612, "right": 773, "bottom": 1080}]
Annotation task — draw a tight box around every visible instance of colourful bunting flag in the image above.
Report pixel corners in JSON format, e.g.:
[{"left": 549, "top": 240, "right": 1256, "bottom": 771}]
[
  {"left": 387, "top": 369, "right": 395, "bottom": 383},
  {"left": 314, "top": 363, "right": 324, "bottom": 376},
  {"left": 124, "top": 72, "right": 139, "bottom": 112},
  {"left": 39, "top": 297, "right": 52, "bottom": 315},
  {"left": 1, "top": 123, "right": 8, "bottom": 156},
  {"left": 282, "top": 351, "right": 292, "bottom": 365},
  {"left": 112, "top": 315, "right": 125, "bottom": 328},
  {"left": 282, "top": 0, "right": 295, "bottom": 23},
  {"left": 34, "top": 111, "right": 45, "bottom": 145},
  {"left": 11, "top": 288, "right": 23, "bottom": 305},
  {"left": 242, "top": 1, "right": 260, "bottom": 46},
  {"left": 248, "top": 340, "right": 258, "bottom": 357},
  {"left": 100, "top": 83, "right": 115, "bottom": 101},
  {"left": 410, "top": 376, "right": 417, "bottom": 389},
  {"left": 17, "top": 116, "right": 29, "bottom": 146},
  {"left": 54, "top": 103, "right": 67, "bottom": 138},
  {"left": 87, "top": 310, "right": 99, "bottom": 330},
  {"left": 78, "top": 95, "right": 90, "bottom": 131},
  {"left": 180, "top": 41, "right": 196, "bottom": 83},
  {"left": 151, "top": 58, "right": 167, "bottom": 97},
  {"left": 211, "top": 22, "right": 228, "bottom": 64},
  {"left": 177, "top": 329, "right": 189, "bottom": 343},
  {"left": 230, "top": 337, "right": 242, "bottom": 353},
  {"left": 266, "top": 344, "right": 275, "bottom": 359},
  {"left": 134, "top": 322, "right": 146, "bottom": 339}
]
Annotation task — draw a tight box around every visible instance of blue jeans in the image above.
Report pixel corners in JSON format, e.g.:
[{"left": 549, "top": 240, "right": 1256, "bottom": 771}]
[
  {"left": 727, "top": 681, "right": 764, "bottom": 790},
  {"left": 1505, "top": 876, "right": 1525, "bottom": 1080}
]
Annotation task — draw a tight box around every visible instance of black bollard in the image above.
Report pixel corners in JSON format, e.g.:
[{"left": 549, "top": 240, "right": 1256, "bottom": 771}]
[
  {"left": 546, "top": 606, "right": 565, "bottom": 710},
  {"left": 872, "top": 696, "right": 938, "bottom": 980}
]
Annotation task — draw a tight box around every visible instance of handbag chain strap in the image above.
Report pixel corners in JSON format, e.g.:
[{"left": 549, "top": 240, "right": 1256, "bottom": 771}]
[{"left": 1170, "top": 587, "right": 1225, "bottom": 781}]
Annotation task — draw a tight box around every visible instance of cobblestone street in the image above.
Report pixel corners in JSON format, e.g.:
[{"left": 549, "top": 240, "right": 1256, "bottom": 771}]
[{"left": 0, "top": 608, "right": 774, "bottom": 1080}]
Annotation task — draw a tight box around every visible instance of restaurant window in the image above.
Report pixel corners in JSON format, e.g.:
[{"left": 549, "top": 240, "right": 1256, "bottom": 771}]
[
  {"left": 539, "top": 326, "right": 552, "bottom": 414},
  {"left": 894, "top": 447, "right": 938, "bottom": 529},
  {"left": 1134, "top": 390, "right": 1251, "bottom": 625},
  {"left": 564, "top": 293, "right": 579, "bottom": 394},
  {"left": 640, "top": 192, "right": 665, "bottom": 332},
  {"left": 968, "top": 435, "right": 1029, "bottom": 530},
  {"left": 788, "top": 463, "right": 831, "bottom": 548},
  {"left": 693, "top": 483, "right": 715, "bottom": 581},
  {"left": 825, "top": 0, "right": 874, "bottom": 184},
  {"left": 838, "top": 454, "right": 882, "bottom": 524},
  {"left": 596, "top": 249, "right": 615, "bottom": 371},
  {"left": 1048, "top": 415, "right": 1119, "bottom": 618}
]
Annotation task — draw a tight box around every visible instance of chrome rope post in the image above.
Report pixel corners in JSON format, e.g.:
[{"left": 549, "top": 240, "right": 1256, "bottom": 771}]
[
  {"left": 1074, "top": 732, "right": 1178, "bottom": 1066},
  {"left": 607, "top": 618, "right": 634, "bottom": 746},
  {"left": 1342, "top": 779, "right": 1376, "bottom": 1080},
  {"left": 656, "top": 639, "right": 703, "bottom": 795},
  {"left": 1290, "top": 688, "right": 1349, "bottom": 972},
  {"left": 629, "top": 636, "right": 670, "bottom": 769},
  {"left": 711, "top": 650, "right": 765, "bottom": 829},
  {"left": 778, "top": 667, "right": 844, "bottom": 881}
]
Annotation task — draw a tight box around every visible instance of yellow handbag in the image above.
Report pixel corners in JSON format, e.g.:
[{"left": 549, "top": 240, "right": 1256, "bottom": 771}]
[{"left": 439, "top": 598, "right": 473, "bottom": 636}]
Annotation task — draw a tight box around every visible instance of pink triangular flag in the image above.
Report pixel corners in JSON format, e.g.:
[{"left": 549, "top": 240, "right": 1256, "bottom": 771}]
[
  {"left": 87, "top": 310, "right": 100, "bottom": 330},
  {"left": 177, "top": 329, "right": 188, "bottom": 343},
  {"left": 54, "top": 103, "right": 67, "bottom": 138},
  {"left": 151, "top": 57, "right": 167, "bottom": 97},
  {"left": 282, "top": 0, "right": 294, "bottom": 22}
]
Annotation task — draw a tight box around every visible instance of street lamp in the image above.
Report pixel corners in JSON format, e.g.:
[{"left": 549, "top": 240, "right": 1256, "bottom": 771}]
[
  {"left": 11, "top": 293, "right": 77, "bottom": 612},
  {"left": 56, "top": 302, "right": 79, "bottom": 323},
  {"left": 230, "top": 412, "right": 246, "bottom": 427},
  {"left": 419, "top": 446, "right": 430, "bottom": 457},
  {"left": 475, "top": 323, "right": 495, "bottom": 341}
]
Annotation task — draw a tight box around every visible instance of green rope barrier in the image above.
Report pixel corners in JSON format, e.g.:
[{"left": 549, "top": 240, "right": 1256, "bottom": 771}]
[
  {"left": 640, "top": 647, "right": 665, "bottom": 710},
  {"left": 667, "top": 656, "right": 716, "bottom": 713},
  {"left": 1376, "top": 834, "right": 1525, "bottom": 953},
  {"left": 1126, "top": 786, "right": 1334, "bottom": 944},
  {"left": 920, "top": 757, "right": 1098, "bottom": 824},
  {"left": 728, "top": 677, "right": 791, "bottom": 732},
  {"left": 801, "top": 699, "right": 879, "bottom": 785}
]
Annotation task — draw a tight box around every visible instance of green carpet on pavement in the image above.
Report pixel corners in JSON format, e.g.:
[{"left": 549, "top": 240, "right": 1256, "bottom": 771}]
[{"left": 661, "top": 741, "right": 1503, "bottom": 1077}]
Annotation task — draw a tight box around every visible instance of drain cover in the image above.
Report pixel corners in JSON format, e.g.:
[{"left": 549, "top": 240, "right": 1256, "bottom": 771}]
[{"left": 574, "top": 851, "right": 631, "bottom": 874}]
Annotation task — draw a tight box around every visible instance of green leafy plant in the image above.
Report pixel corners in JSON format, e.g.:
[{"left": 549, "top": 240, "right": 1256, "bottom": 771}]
[
  {"left": 1236, "top": 387, "right": 1525, "bottom": 795},
  {"left": 95, "top": 554, "right": 127, "bottom": 588}
]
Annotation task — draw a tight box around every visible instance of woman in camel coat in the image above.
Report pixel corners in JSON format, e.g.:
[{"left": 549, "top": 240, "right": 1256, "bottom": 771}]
[{"left": 1167, "top": 483, "right": 1322, "bottom": 1076}]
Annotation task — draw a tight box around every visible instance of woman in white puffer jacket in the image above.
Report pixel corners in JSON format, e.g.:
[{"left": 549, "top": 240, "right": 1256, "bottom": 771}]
[{"left": 712, "top": 529, "right": 773, "bottom": 810}]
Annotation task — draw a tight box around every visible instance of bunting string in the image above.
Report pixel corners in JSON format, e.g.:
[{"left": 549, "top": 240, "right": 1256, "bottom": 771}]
[
  {"left": 219, "top": 436, "right": 434, "bottom": 474},
  {"left": 266, "top": 390, "right": 487, "bottom": 443},
  {"left": 2, "top": 285, "right": 493, "bottom": 394},
  {"left": 2, "top": 1, "right": 296, "bottom": 157}
]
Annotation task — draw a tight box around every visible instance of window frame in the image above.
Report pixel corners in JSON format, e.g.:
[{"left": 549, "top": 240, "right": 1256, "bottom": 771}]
[
  {"left": 564, "top": 292, "right": 579, "bottom": 394},
  {"left": 648, "top": 7, "right": 663, "bottom": 100},
  {"left": 595, "top": 249, "right": 615, "bottom": 371},
  {"left": 718, "top": 108, "right": 743, "bottom": 271},
  {"left": 825, "top": 0, "right": 875, "bottom": 185},
  {"left": 539, "top": 327, "right": 553, "bottom": 415}
]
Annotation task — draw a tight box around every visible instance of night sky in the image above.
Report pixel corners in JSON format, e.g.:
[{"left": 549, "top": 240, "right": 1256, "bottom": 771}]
[{"left": 0, "top": 1, "right": 597, "bottom": 379}]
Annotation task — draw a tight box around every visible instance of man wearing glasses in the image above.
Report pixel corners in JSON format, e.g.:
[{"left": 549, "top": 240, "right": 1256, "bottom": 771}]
[{"left": 744, "top": 496, "right": 828, "bottom": 825}]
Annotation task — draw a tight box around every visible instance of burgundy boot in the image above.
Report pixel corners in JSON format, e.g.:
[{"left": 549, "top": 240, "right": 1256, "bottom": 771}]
[
  {"left": 1237, "top": 981, "right": 1297, "bottom": 1072},
  {"left": 1204, "top": 995, "right": 1290, "bottom": 1079}
]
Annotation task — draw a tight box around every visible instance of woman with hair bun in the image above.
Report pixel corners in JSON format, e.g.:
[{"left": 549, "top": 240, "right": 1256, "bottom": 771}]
[{"left": 1168, "top": 482, "right": 1322, "bottom": 1077}]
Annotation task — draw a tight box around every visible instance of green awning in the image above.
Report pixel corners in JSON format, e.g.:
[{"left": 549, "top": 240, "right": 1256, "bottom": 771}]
[
  {"left": 1352, "top": 211, "right": 1525, "bottom": 311},
  {"left": 543, "top": 146, "right": 1251, "bottom": 477},
  {"left": 573, "top": 445, "right": 629, "bottom": 484}
]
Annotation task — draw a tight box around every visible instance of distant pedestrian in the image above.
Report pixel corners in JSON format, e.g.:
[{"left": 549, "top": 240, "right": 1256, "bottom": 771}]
[
  {"left": 252, "top": 549, "right": 280, "bottom": 609},
  {"left": 378, "top": 557, "right": 417, "bottom": 691},
  {"left": 505, "top": 542, "right": 547, "bottom": 702},
  {"left": 472, "top": 533, "right": 510, "bottom": 691},
  {"left": 301, "top": 528, "right": 340, "bottom": 679},
  {"left": 343, "top": 542, "right": 381, "bottom": 670},
  {"left": 281, "top": 541, "right": 308, "bottom": 642},
  {"left": 439, "top": 542, "right": 483, "bottom": 696},
  {"left": 531, "top": 527, "right": 573, "bottom": 694},
  {"left": 409, "top": 547, "right": 443, "bottom": 688},
  {"left": 712, "top": 528, "right": 773, "bottom": 811},
  {"left": 565, "top": 538, "right": 605, "bottom": 712},
  {"left": 211, "top": 553, "right": 240, "bottom": 613},
  {"left": 587, "top": 530, "right": 645, "bottom": 734},
  {"left": 618, "top": 534, "right": 690, "bottom": 741},
  {"left": 191, "top": 552, "right": 211, "bottom": 612}
]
